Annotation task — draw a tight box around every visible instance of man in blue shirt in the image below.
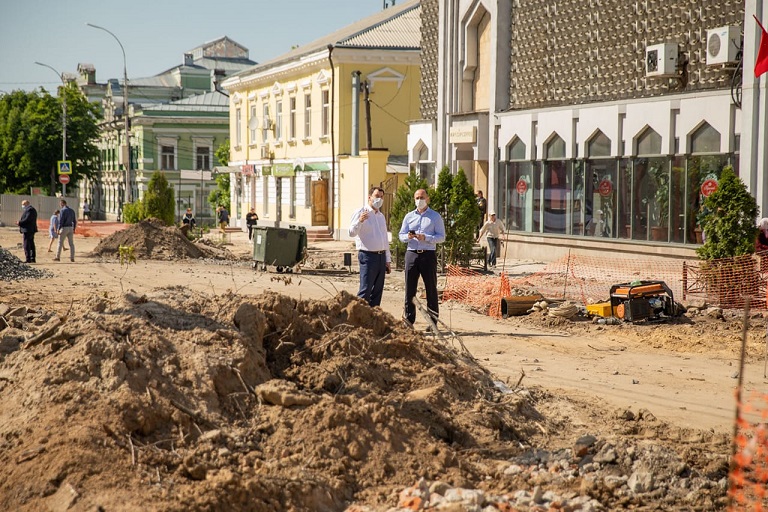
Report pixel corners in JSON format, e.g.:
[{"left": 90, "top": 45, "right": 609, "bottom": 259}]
[
  {"left": 54, "top": 199, "right": 77, "bottom": 262},
  {"left": 398, "top": 188, "right": 446, "bottom": 326}
]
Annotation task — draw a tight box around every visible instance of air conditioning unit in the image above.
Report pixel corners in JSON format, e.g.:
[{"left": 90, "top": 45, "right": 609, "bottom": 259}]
[
  {"left": 645, "top": 43, "right": 678, "bottom": 77},
  {"left": 260, "top": 146, "right": 271, "bottom": 159},
  {"left": 706, "top": 25, "right": 740, "bottom": 65}
]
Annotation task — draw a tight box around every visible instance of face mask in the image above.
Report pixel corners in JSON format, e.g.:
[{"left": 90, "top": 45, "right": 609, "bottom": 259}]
[
  {"left": 371, "top": 197, "right": 384, "bottom": 209},
  {"left": 415, "top": 199, "right": 427, "bottom": 210}
]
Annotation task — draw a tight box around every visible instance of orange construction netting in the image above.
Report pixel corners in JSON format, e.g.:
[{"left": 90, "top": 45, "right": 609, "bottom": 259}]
[
  {"left": 728, "top": 390, "right": 768, "bottom": 511},
  {"left": 443, "top": 250, "right": 768, "bottom": 316}
]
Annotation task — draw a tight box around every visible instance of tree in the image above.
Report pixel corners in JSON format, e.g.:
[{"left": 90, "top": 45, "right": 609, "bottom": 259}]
[
  {"left": 696, "top": 165, "right": 758, "bottom": 260},
  {"left": 215, "top": 139, "right": 230, "bottom": 166},
  {"left": 389, "top": 171, "right": 429, "bottom": 254},
  {"left": 143, "top": 172, "right": 175, "bottom": 225},
  {"left": 208, "top": 173, "right": 230, "bottom": 213},
  {"left": 444, "top": 168, "right": 480, "bottom": 265},
  {"left": 0, "top": 85, "right": 101, "bottom": 195}
]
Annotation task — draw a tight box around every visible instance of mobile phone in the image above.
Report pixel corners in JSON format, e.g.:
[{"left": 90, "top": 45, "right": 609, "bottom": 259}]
[{"left": 408, "top": 230, "right": 415, "bottom": 235}]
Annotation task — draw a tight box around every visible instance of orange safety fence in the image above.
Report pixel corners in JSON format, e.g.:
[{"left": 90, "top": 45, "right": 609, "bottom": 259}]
[
  {"left": 443, "top": 250, "right": 768, "bottom": 314},
  {"left": 728, "top": 390, "right": 768, "bottom": 511}
]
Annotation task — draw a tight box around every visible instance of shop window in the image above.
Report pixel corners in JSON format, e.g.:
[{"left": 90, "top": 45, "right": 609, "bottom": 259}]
[
  {"left": 587, "top": 131, "right": 611, "bottom": 158},
  {"left": 690, "top": 123, "right": 721, "bottom": 154},
  {"left": 636, "top": 128, "right": 661, "bottom": 156}
]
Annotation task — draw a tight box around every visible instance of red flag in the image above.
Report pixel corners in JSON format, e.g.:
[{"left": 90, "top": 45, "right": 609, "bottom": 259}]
[{"left": 755, "top": 16, "right": 768, "bottom": 77}]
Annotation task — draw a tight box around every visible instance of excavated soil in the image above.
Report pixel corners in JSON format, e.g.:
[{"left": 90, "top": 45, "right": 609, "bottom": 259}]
[
  {"left": 91, "top": 218, "right": 237, "bottom": 261},
  {"left": 0, "top": 289, "right": 736, "bottom": 511}
]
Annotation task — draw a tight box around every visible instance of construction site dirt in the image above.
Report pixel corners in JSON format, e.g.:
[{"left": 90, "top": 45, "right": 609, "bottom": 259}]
[{"left": 0, "top": 222, "right": 765, "bottom": 511}]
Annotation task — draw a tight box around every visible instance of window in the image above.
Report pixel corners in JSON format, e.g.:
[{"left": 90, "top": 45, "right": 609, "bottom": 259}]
[
  {"left": 161, "top": 145, "right": 175, "bottom": 170},
  {"left": 289, "top": 97, "right": 296, "bottom": 140},
  {"left": 321, "top": 90, "right": 330, "bottom": 137},
  {"left": 304, "top": 175, "right": 312, "bottom": 207},
  {"left": 235, "top": 108, "right": 242, "bottom": 147},
  {"left": 250, "top": 105, "right": 258, "bottom": 143},
  {"left": 196, "top": 146, "right": 210, "bottom": 170},
  {"left": 289, "top": 176, "right": 296, "bottom": 218},
  {"left": 304, "top": 93, "right": 311, "bottom": 138},
  {"left": 636, "top": 128, "right": 661, "bottom": 156},
  {"left": 275, "top": 100, "right": 283, "bottom": 141},
  {"left": 587, "top": 131, "right": 611, "bottom": 158},
  {"left": 690, "top": 123, "right": 721, "bottom": 154},
  {"left": 262, "top": 104, "right": 270, "bottom": 143}
]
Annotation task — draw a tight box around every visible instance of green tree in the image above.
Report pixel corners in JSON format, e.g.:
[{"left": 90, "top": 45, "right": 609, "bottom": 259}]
[
  {"left": 430, "top": 165, "right": 453, "bottom": 218},
  {"left": 215, "top": 139, "right": 229, "bottom": 166},
  {"left": 208, "top": 173, "right": 230, "bottom": 213},
  {"left": 143, "top": 172, "right": 175, "bottom": 225},
  {"left": 0, "top": 85, "right": 101, "bottom": 194},
  {"left": 696, "top": 165, "right": 758, "bottom": 260},
  {"left": 445, "top": 168, "right": 480, "bottom": 265},
  {"left": 389, "top": 172, "right": 429, "bottom": 254}
]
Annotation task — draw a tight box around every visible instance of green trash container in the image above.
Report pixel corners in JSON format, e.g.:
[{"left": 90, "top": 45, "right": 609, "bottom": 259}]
[{"left": 252, "top": 226, "right": 307, "bottom": 272}]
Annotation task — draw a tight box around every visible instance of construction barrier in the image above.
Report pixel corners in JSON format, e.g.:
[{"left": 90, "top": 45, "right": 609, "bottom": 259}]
[
  {"left": 728, "top": 389, "right": 768, "bottom": 510},
  {"left": 443, "top": 251, "right": 768, "bottom": 314}
]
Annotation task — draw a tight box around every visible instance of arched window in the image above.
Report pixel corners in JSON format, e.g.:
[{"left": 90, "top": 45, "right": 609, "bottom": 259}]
[
  {"left": 545, "top": 134, "right": 565, "bottom": 160},
  {"left": 690, "top": 123, "right": 720, "bottom": 154},
  {"left": 636, "top": 128, "right": 661, "bottom": 156},
  {"left": 461, "top": 6, "right": 491, "bottom": 112},
  {"left": 587, "top": 131, "right": 611, "bottom": 158},
  {"left": 507, "top": 138, "right": 526, "bottom": 161}
]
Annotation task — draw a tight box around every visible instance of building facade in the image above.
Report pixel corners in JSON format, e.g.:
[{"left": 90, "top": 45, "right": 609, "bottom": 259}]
[
  {"left": 409, "top": 0, "right": 767, "bottom": 260},
  {"left": 222, "top": 1, "right": 421, "bottom": 235},
  {"left": 82, "top": 37, "right": 255, "bottom": 221}
]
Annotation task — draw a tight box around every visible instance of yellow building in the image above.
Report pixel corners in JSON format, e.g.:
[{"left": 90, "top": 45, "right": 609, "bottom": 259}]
[{"left": 221, "top": 0, "right": 421, "bottom": 237}]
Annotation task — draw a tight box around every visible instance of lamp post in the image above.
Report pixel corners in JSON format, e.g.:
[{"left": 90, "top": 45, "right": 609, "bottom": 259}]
[
  {"left": 86, "top": 23, "right": 131, "bottom": 204},
  {"left": 35, "top": 61, "right": 67, "bottom": 197}
]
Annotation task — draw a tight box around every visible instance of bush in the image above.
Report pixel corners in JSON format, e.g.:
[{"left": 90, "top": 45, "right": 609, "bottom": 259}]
[
  {"left": 143, "top": 172, "right": 175, "bottom": 225},
  {"left": 696, "top": 165, "right": 759, "bottom": 260},
  {"left": 429, "top": 166, "right": 480, "bottom": 265},
  {"left": 122, "top": 202, "right": 143, "bottom": 224}
]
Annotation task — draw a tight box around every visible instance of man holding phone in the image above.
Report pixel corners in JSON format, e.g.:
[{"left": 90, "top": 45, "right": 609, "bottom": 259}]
[
  {"left": 398, "top": 189, "right": 446, "bottom": 327},
  {"left": 349, "top": 186, "right": 391, "bottom": 307}
]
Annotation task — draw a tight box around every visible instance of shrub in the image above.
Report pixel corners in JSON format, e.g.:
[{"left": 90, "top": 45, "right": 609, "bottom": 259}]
[
  {"left": 143, "top": 172, "right": 175, "bottom": 225},
  {"left": 696, "top": 165, "right": 759, "bottom": 260},
  {"left": 122, "top": 202, "right": 143, "bottom": 224}
]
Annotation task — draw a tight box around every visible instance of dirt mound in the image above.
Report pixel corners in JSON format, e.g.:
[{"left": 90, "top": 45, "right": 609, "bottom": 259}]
[
  {"left": 91, "top": 218, "right": 237, "bottom": 261},
  {"left": 0, "top": 289, "right": 542, "bottom": 511},
  {"left": 0, "top": 248, "right": 51, "bottom": 282}
]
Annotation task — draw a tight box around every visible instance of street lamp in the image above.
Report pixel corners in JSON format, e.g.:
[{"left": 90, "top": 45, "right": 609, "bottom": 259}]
[
  {"left": 34, "top": 61, "right": 67, "bottom": 196},
  {"left": 86, "top": 22, "right": 131, "bottom": 203}
]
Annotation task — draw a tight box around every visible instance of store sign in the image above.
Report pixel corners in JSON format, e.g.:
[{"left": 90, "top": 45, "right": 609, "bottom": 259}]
[
  {"left": 272, "top": 163, "right": 295, "bottom": 177},
  {"left": 241, "top": 164, "right": 255, "bottom": 176},
  {"left": 516, "top": 179, "right": 528, "bottom": 195},
  {"left": 701, "top": 179, "right": 718, "bottom": 197},
  {"left": 449, "top": 125, "right": 476, "bottom": 144},
  {"left": 598, "top": 179, "right": 613, "bottom": 197}
]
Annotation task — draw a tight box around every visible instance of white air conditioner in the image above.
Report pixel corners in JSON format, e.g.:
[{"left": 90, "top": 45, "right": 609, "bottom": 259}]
[
  {"left": 260, "top": 146, "right": 271, "bottom": 159},
  {"left": 706, "top": 25, "right": 740, "bottom": 65},
  {"left": 645, "top": 43, "right": 678, "bottom": 77}
]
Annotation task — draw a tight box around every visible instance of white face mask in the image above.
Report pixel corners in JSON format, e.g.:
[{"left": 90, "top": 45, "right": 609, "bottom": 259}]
[
  {"left": 415, "top": 199, "right": 427, "bottom": 210},
  {"left": 371, "top": 197, "right": 384, "bottom": 209}
]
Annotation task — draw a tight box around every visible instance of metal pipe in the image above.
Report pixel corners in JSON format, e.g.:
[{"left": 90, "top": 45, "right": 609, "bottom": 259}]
[
  {"left": 35, "top": 61, "right": 67, "bottom": 196},
  {"left": 328, "top": 44, "right": 336, "bottom": 239},
  {"left": 351, "top": 71, "right": 361, "bottom": 156},
  {"left": 87, "top": 23, "right": 131, "bottom": 204}
]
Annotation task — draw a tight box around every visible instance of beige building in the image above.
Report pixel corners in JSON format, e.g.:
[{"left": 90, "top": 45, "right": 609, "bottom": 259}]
[{"left": 221, "top": 1, "right": 421, "bottom": 237}]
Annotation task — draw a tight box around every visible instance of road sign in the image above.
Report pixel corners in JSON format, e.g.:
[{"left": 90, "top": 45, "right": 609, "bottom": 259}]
[
  {"left": 59, "top": 174, "right": 70, "bottom": 185},
  {"left": 701, "top": 179, "right": 718, "bottom": 197},
  {"left": 57, "top": 160, "right": 72, "bottom": 175},
  {"left": 516, "top": 179, "right": 528, "bottom": 195},
  {"left": 598, "top": 179, "right": 613, "bottom": 197}
]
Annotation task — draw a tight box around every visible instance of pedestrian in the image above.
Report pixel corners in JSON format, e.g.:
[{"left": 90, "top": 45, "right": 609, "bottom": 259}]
[
  {"left": 16, "top": 200, "right": 37, "bottom": 263},
  {"left": 180, "top": 208, "right": 196, "bottom": 237},
  {"left": 477, "top": 211, "right": 505, "bottom": 268},
  {"left": 47, "top": 209, "right": 60, "bottom": 252},
  {"left": 82, "top": 201, "right": 91, "bottom": 222},
  {"left": 475, "top": 190, "right": 487, "bottom": 233},
  {"left": 246, "top": 207, "right": 259, "bottom": 240},
  {"left": 54, "top": 199, "right": 76, "bottom": 262},
  {"left": 217, "top": 205, "right": 229, "bottom": 234},
  {"left": 399, "top": 188, "right": 446, "bottom": 327},
  {"left": 349, "top": 187, "right": 392, "bottom": 307}
]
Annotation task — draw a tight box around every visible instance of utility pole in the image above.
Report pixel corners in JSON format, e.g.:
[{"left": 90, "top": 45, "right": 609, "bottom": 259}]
[
  {"left": 362, "top": 80, "right": 372, "bottom": 150},
  {"left": 35, "top": 62, "right": 67, "bottom": 196}
]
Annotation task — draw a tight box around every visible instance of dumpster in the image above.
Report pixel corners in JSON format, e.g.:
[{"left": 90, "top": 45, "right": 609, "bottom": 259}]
[{"left": 252, "top": 225, "right": 307, "bottom": 272}]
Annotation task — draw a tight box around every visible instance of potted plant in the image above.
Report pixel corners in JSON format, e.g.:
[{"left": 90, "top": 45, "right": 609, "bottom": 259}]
[{"left": 649, "top": 165, "right": 669, "bottom": 241}]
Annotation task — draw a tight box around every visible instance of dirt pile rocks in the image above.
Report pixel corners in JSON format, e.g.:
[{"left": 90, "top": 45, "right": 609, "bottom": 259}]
[
  {"left": 0, "top": 289, "right": 731, "bottom": 511},
  {"left": 91, "top": 218, "right": 237, "bottom": 261},
  {"left": 0, "top": 247, "right": 51, "bottom": 282}
]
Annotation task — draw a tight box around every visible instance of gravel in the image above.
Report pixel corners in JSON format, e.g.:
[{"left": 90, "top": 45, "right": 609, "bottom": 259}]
[{"left": 0, "top": 248, "right": 52, "bottom": 282}]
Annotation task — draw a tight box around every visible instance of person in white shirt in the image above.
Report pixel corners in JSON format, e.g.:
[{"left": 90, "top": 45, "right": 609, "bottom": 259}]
[
  {"left": 348, "top": 186, "right": 392, "bottom": 307},
  {"left": 477, "top": 211, "right": 505, "bottom": 268}
]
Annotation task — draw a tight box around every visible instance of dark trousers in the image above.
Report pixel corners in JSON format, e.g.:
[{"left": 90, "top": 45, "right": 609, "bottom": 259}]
[
  {"left": 247, "top": 225, "right": 255, "bottom": 240},
  {"left": 357, "top": 251, "right": 386, "bottom": 307},
  {"left": 487, "top": 237, "right": 499, "bottom": 266},
  {"left": 404, "top": 250, "right": 438, "bottom": 324},
  {"left": 22, "top": 232, "right": 36, "bottom": 263}
]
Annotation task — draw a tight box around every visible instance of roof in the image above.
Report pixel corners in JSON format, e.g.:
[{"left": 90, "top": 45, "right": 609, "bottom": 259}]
[
  {"left": 139, "top": 91, "right": 230, "bottom": 113},
  {"left": 232, "top": 0, "right": 420, "bottom": 78}
]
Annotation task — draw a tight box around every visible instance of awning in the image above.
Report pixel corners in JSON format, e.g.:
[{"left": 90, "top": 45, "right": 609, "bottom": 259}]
[
  {"left": 304, "top": 163, "right": 330, "bottom": 172},
  {"left": 212, "top": 166, "right": 240, "bottom": 174}
]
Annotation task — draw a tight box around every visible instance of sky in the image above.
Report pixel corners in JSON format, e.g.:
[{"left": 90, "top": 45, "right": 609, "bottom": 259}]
[{"left": 0, "top": 0, "right": 395, "bottom": 93}]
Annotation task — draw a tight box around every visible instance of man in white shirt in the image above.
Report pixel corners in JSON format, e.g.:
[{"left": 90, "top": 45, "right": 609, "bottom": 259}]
[
  {"left": 348, "top": 186, "right": 392, "bottom": 307},
  {"left": 477, "top": 211, "right": 504, "bottom": 268}
]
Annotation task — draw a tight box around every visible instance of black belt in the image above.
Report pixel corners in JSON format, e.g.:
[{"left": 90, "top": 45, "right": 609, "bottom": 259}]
[
  {"left": 362, "top": 250, "right": 386, "bottom": 254},
  {"left": 409, "top": 249, "right": 434, "bottom": 254}
]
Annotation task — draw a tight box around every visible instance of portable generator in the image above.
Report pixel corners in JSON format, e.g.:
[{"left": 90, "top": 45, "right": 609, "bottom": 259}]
[{"left": 609, "top": 280, "right": 676, "bottom": 322}]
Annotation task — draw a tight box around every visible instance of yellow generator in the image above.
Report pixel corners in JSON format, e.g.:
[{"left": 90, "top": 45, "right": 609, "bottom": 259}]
[{"left": 609, "top": 280, "right": 676, "bottom": 323}]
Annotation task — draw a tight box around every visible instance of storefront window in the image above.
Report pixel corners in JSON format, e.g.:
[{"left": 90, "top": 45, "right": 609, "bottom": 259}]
[
  {"left": 498, "top": 139, "right": 532, "bottom": 232},
  {"left": 542, "top": 135, "right": 569, "bottom": 234}
]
